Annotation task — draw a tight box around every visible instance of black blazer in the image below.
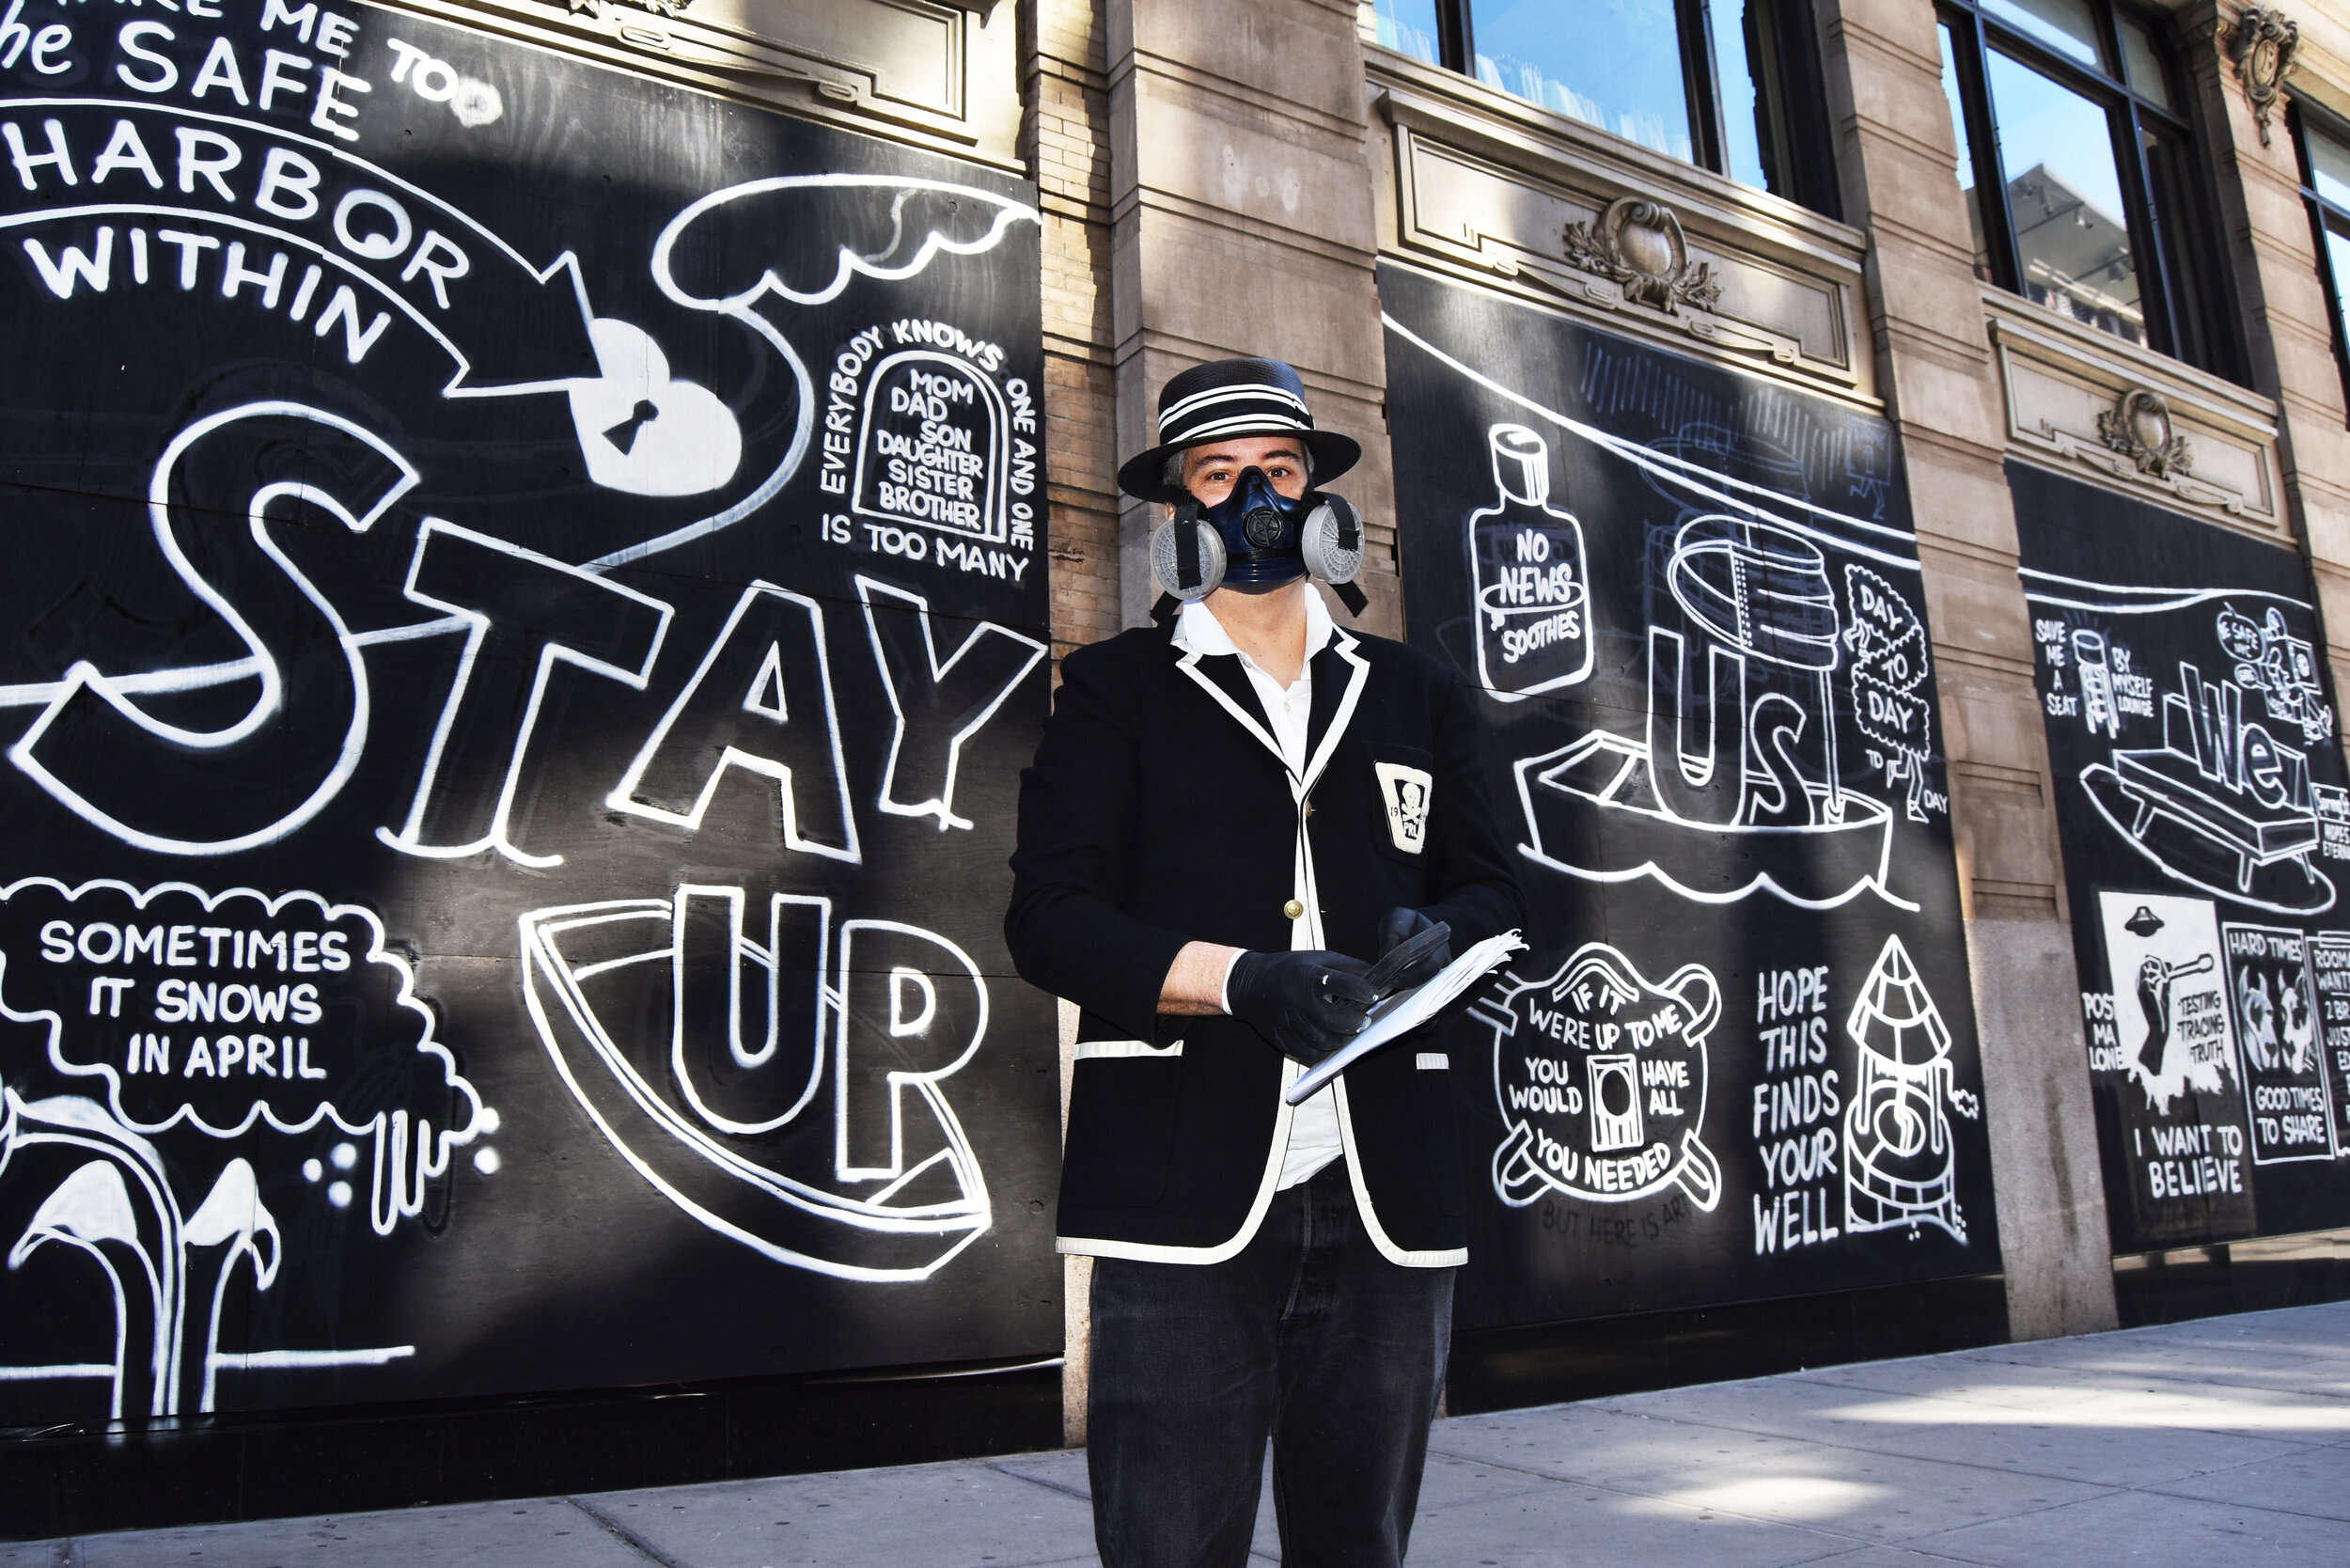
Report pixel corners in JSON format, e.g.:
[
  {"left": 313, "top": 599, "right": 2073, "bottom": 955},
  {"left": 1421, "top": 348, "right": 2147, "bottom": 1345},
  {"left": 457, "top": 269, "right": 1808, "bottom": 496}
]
[{"left": 1005, "top": 617, "right": 1522, "bottom": 1264}]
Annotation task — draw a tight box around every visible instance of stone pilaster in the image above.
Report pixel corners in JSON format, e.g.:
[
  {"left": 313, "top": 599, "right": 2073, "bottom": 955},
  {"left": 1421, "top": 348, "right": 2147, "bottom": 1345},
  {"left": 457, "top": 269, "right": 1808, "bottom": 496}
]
[
  {"left": 1026, "top": 0, "right": 1119, "bottom": 1447},
  {"left": 1815, "top": 0, "right": 2120, "bottom": 1338},
  {"left": 1025, "top": 0, "right": 1123, "bottom": 664},
  {"left": 2184, "top": 2, "right": 2350, "bottom": 750},
  {"left": 1103, "top": 0, "right": 1402, "bottom": 635}
]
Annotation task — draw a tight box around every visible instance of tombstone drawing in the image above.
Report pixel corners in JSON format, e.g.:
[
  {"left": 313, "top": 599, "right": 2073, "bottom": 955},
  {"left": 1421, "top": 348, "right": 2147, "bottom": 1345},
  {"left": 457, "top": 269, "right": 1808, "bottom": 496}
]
[
  {"left": 1515, "top": 514, "right": 1898, "bottom": 905},
  {"left": 1468, "top": 424, "right": 1591, "bottom": 698},
  {"left": 1841, "top": 933, "right": 1977, "bottom": 1242},
  {"left": 853, "top": 352, "right": 1010, "bottom": 547}
]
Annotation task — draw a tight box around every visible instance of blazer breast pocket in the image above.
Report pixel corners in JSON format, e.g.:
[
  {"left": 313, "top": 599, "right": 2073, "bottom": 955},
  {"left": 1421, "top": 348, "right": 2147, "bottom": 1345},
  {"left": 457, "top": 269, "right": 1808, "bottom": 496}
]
[{"left": 1367, "top": 741, "right": 1435, "bottom": 864}]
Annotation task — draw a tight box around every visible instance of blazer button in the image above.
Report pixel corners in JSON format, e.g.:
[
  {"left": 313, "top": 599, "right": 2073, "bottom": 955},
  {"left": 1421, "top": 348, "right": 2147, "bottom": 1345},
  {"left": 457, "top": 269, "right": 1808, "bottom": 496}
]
[{"left": 1283, "top": 899, "right": 1305, "bottom": 920}]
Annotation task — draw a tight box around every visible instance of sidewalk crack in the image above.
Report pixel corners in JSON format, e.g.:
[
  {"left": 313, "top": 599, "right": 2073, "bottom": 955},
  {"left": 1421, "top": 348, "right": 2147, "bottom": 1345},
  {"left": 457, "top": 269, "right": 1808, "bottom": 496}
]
[
  {"left": 566, "top": 1495, "right": 690, "bottom": 1567},
  {"left": 981, "top": 1458, "right": 1093, "bottom": 1504}
]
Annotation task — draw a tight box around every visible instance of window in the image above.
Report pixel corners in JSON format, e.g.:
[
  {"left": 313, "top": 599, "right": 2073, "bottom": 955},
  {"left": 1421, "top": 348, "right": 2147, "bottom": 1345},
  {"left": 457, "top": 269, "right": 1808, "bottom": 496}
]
[
  {"left": 1369, "top": 0, "right": 1841, "bottom": 215},
  {"left": 2294, "top": 105, "right": 2350, "bottom": 422},
  {"left": 1937, "top": 0, "right": 2237, "bottom": 377}
]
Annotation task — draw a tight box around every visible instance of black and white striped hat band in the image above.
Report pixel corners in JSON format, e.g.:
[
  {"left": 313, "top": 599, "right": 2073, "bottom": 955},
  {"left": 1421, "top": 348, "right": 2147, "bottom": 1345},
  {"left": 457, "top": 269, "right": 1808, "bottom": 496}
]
[
  {"left": 1156, "top": 382, "right": 1315, "bottom": 440},
  {"left": 1117, "top": 356, "right": 1362, "bottom": 502}
]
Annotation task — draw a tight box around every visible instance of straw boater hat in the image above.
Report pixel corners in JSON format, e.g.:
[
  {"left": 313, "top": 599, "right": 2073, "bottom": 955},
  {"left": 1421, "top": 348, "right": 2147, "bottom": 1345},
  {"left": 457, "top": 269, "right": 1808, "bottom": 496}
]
[{"left": 1117, "top": 357, "right": 1363, "bottom": 503}]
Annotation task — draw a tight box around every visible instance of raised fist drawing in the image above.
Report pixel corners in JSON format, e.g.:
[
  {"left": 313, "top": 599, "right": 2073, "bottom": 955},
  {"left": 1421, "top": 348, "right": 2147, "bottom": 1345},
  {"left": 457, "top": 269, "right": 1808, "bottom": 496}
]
[{"left": 2135, "top": 953, "right": 2214, "bottom": 1077}]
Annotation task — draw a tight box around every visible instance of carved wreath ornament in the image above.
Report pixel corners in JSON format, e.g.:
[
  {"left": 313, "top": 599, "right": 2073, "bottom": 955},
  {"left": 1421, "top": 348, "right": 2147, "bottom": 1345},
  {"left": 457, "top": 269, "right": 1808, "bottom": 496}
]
[
  {"left": 2097, "top": 387, "right": 2195, "bottom": 479},
  {"left": 2226, "top": 4, "right": 2301, "bottom": 149},
  {"left": 1560, "top": 197, "right": 1722, "bottom": 315}
]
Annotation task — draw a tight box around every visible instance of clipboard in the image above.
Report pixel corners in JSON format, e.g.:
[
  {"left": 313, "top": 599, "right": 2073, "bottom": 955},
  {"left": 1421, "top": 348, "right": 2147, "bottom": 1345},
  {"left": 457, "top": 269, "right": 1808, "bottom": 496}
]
[{"left": 1285, "top": 930, "right": 1526, "bottom": 1105}]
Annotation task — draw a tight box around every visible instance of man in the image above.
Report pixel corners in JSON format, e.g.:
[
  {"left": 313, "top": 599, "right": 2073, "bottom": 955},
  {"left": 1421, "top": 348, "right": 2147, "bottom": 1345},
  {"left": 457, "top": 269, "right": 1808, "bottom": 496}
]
[{"left": 1005, "top": 357, "right": 1523, "bottom": 1567}]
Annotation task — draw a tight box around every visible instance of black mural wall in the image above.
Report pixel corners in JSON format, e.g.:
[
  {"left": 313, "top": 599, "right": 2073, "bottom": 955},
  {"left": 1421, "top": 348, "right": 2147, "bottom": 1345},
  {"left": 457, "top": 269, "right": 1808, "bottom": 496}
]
[
  {"left": 1380, "top": 262, "right": 1998, "bottom": 1326},
  {"left": 0, "top": 0, "right": 1058, "bottom": 1426},
  {"left": 2013, "top": 463, "right": 2350, "bottom": 1254}
]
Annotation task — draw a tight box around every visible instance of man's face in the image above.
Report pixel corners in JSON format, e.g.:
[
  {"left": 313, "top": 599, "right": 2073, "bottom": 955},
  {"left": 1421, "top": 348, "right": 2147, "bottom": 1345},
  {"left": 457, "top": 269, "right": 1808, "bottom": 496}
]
[{"left": 1172, "top": 436, "right": 1309, "bottom": 512}]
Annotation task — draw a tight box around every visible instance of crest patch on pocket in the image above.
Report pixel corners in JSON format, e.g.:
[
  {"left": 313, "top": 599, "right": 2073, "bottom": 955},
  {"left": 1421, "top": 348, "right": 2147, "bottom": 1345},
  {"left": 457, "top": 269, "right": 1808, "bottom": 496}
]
[{"left": 1373, "top": 761, "right": 1434, "bottom": 854}]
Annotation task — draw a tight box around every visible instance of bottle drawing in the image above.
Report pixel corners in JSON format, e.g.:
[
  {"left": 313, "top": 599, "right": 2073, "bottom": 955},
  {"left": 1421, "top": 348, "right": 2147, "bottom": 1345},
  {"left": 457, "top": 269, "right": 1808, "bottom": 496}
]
[
  {"left": 1469, "top": 424, "right": 1592, "bottom": 699},
  {"left": 2075, "top": 628, "right": 2119, "bottom": 739}
]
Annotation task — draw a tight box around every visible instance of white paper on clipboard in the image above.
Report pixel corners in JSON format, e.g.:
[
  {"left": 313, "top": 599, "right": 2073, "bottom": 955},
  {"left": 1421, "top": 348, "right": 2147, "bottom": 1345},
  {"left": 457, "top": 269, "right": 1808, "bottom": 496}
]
[{"left": 1284, "top": 930, "right": 1526, "bottom": 1105}]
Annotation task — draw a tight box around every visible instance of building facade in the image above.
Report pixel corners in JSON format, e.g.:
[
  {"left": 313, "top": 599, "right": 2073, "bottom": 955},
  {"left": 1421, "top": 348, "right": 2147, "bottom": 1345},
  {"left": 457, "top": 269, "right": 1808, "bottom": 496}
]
[{"left": 6, "top": 0, "right": 2350, "bottom": 1533}]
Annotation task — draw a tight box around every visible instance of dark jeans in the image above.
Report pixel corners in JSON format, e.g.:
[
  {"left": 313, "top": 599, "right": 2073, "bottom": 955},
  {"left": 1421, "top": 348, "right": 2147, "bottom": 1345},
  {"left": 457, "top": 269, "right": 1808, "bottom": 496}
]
[{"left": 1086, "top": 1160, "right": 1456, "bottom": 1568}]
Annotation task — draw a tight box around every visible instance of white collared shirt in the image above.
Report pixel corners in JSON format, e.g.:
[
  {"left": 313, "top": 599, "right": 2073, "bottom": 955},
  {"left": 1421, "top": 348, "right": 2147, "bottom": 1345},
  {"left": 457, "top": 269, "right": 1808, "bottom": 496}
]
[{"left": 1173, "top": 589, "right": 1343, "bottom": 1191}]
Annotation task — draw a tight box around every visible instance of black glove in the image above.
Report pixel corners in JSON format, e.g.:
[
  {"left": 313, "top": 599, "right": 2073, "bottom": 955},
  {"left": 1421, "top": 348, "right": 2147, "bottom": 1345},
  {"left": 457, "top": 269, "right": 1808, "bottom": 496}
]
[
  {"left": 1227, "top": 949, "right": 1376, "bottom": 1068},
  {"left": 1371, "top": 907, "right": 1452, "bottom": 994}
]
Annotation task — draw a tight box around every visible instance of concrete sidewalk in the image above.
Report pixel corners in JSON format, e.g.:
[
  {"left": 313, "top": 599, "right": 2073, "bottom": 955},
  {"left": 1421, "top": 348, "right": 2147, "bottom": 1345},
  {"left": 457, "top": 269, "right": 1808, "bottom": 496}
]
[{"left": 14, "top": 1301, "right": 2350, "bottom": 1566}]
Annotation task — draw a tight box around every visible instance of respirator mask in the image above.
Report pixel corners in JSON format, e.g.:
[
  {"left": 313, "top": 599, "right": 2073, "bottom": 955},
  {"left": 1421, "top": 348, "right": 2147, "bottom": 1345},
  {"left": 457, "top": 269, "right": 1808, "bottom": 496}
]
[{"left": 1149, "top": 466, "right": 1368, "bottom": 617}]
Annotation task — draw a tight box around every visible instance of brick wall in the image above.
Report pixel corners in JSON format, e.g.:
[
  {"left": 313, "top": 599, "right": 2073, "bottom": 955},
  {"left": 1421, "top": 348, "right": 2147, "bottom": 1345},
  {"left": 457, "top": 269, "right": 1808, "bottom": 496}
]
[{"left": 1025, "top": 0, "right": 1123, "bottom": 663}]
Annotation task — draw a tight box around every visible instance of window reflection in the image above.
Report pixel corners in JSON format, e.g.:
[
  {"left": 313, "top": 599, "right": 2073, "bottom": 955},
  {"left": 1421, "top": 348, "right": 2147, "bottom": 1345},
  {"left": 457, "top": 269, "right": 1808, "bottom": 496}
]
[
  {"left": 1985, "top": 48, "right": 2142, "bottom": 342},
  {"left": 2326, "top": 224, "right": 2350, "bottom": 368},
  {"left": 2310, "top": 127, "right": 2350, "bottom": 213},
  {"left": 1711, "top": 0, "right": 1768, "bottom": 190},
  {"left": 1944, "top": 0, "right": 2235, "bottom": 375},
  {"left": 1938, "top": 23, "right": 1993, "bottom": 283},
  {"left": 2116, "top": 15, "right": 2172, "bottom": 111},
  {"left": 1355, "top": 0, "right": 1838, "bottom": 209},
  {"left": 1472, "top": 0, "right": 1696, "bottom": 164},
  {"left": 2302, "top": 118, "right": 2350, "bottom": 416},
  {"left": 2141, "top": 126, "right": 2221, "bottom": 370},
  {"left": 1373, "top": 0, "right": 1444, "bottom": 66},
  {"left": 1982, "top": 0, "right": 2106, "bottom": 71}
]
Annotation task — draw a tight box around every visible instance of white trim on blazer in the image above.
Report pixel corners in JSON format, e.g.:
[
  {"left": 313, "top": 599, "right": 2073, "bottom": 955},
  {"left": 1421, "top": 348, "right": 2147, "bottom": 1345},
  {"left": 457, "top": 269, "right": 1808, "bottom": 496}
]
[
  {"left": 1058, "top": 628, "right": 1449, "bottom": 1266},
  {"left": 1073, "top": 1039, "right": 1185, "bottom": 1059}
]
